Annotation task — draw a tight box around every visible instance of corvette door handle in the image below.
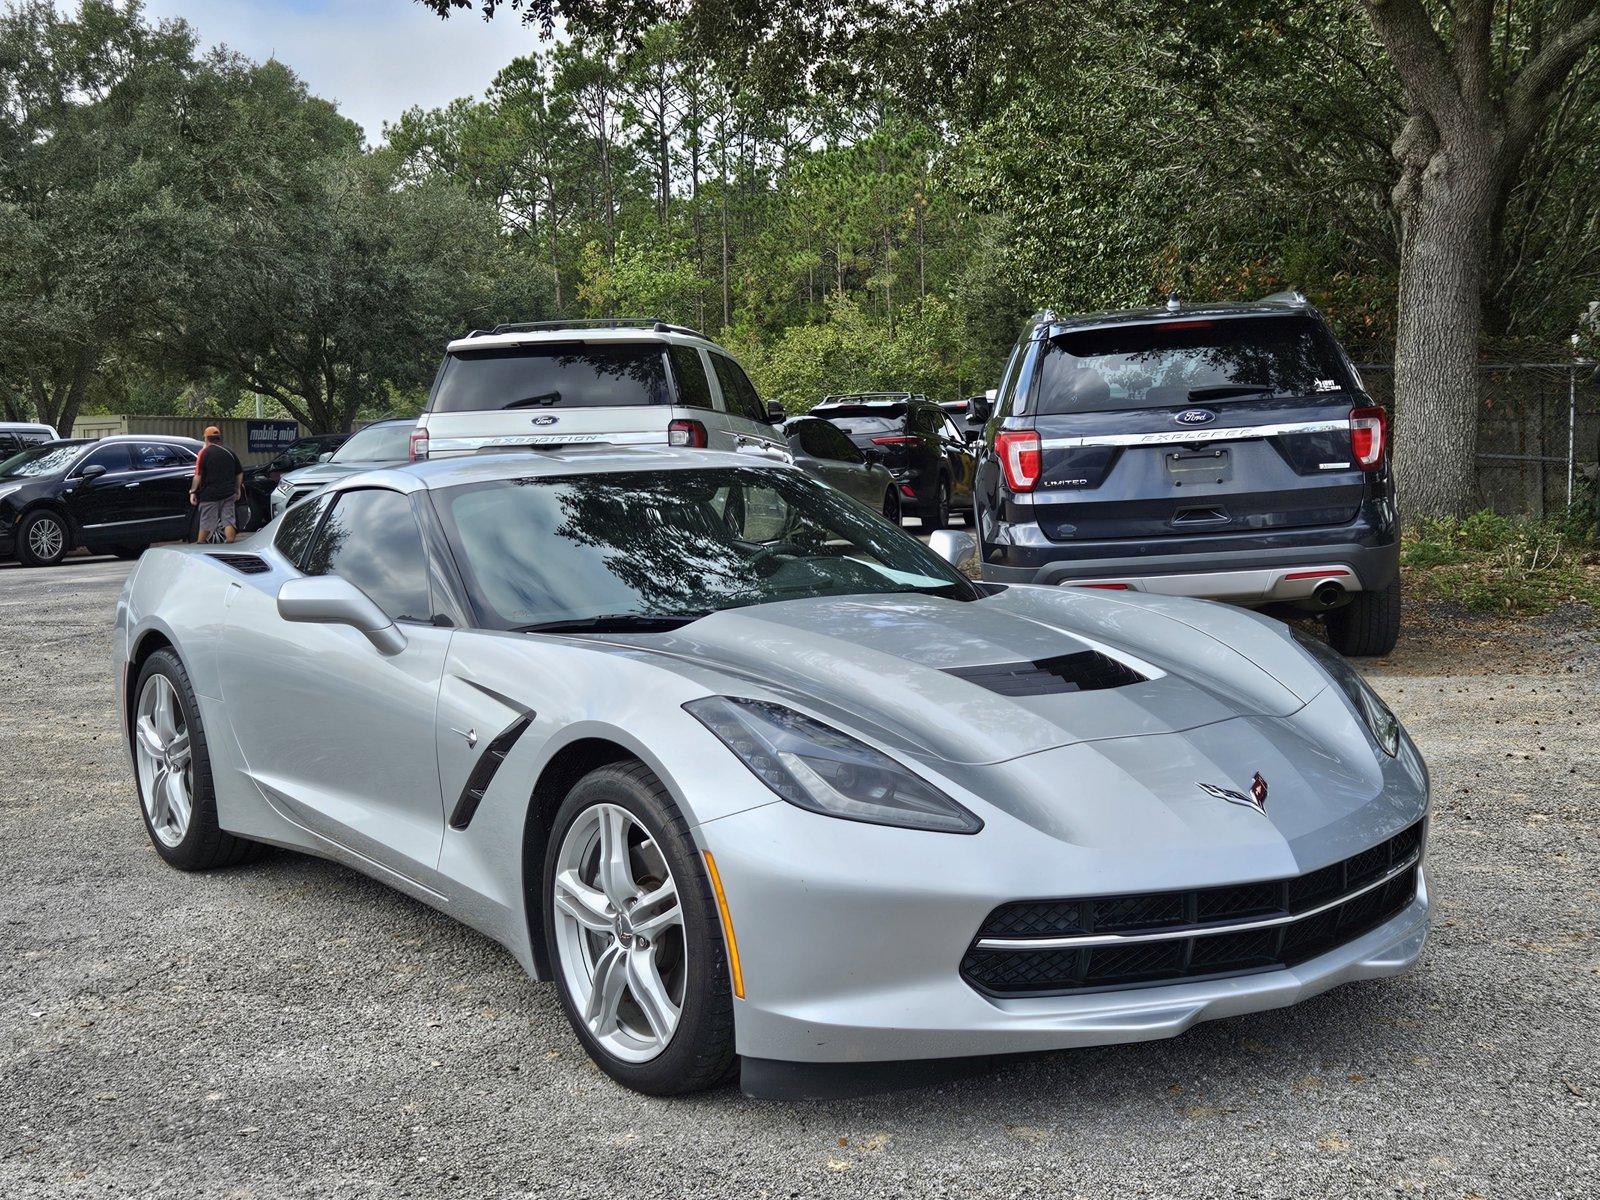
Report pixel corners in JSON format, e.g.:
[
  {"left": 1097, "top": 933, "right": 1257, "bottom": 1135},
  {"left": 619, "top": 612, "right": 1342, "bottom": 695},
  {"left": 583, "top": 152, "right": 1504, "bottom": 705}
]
[{"left": 451, "top": 726, "right": 478, "bottom": 748}]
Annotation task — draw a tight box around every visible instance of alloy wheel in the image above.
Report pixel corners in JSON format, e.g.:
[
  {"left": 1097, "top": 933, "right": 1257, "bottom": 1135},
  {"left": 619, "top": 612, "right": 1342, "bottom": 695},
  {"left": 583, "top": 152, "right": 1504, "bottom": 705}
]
[
  {"left": 551, "top": 803, "right": 687, "bottom": 1063},
  {"left": 27, "top": 516, "right": 64, "bottom": 561},
  {"left": 133, "top": 674, "right": 194, "bottom": 848}
]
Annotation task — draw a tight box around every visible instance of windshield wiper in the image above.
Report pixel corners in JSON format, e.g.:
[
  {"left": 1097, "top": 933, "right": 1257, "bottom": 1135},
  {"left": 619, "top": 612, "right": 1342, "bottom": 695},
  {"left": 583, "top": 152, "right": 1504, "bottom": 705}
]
[
  {"left": 513, "top": 612, "right": 706, "bottom": 634},
  {"left": 503, "top": 391, "right": 563, "bottom": 409},
  {"left": 1185, "top": 384, "right": 1275, "bottom": 400}
]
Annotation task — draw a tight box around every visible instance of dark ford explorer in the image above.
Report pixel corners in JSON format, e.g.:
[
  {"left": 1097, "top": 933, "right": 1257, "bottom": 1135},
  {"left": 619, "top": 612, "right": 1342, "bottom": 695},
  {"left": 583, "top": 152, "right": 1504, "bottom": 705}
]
[{"left": 973, "top": 294, "right": 1399, "bottom": 656}]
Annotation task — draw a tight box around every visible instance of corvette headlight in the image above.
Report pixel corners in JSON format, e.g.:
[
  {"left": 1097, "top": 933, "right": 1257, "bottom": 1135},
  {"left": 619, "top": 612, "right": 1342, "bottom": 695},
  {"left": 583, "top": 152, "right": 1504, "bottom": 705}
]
[
  {"left": 1294, "top": 632, "right": 1401, "bottom": 756},
  {"left": 685, "top": 696, "right": 983, "bottom": 834}
]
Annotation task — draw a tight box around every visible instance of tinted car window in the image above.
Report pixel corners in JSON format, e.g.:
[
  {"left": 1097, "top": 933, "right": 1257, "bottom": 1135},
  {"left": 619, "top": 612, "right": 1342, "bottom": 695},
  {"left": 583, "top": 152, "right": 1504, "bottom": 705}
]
[
  {"left": 792, "top": 419, "right": 862, "bottom": 463},
  {"left": 431, "top": 343, "right": 670, "bottom": 413},
  {"left": 711, "top": 355, "right": 765, "bottom": 423},
  {"left": 0, "top": 442, "right": 90, "bottom": 478},
  {"left": 273, "top": 492, "right": 332, "bottom": 568},
  {"left": 668, "top": 346, "right": 714, "bottom": 411},
  {"left": 811, "top": 405, "right": 904, "bottom": 437},
  {"left": 1035, "top": 314, "right": 1353, "bottom": 414},
  {"left": 131, "top": 442, "right": 193, "bottom": 469},
  {"left": 910, "top": 406, "right": 940, "bottom": 435},
  {"left": 304, "top": 489, "right": 431, "bottom": 621},
  {"left": 435, "top": 467, "right": 972, "bottom": 630},
  {"left": 78, "top": 444, "right": 132, "bottom": 474},
  {"left": 330, "top": 423, "right": 414, "bottom": 463}
]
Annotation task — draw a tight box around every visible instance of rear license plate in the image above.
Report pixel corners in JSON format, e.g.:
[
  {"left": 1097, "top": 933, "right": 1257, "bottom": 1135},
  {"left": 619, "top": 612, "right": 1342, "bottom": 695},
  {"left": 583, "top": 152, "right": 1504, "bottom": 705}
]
[{"left": 1166, "top": 448, "right": 1231, "bottom": 486}]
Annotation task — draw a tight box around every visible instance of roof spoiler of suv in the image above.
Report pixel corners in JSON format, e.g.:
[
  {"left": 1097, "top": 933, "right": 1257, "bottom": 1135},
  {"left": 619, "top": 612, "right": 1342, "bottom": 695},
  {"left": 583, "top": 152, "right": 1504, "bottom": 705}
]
[
  {"left": 463, "top": 318, "right": 708, "bottom": 339},
  {"left": 1258, "top": 289, "right": 1308, "bottom": 307},
  {"left": 819, "top": 392, "right": 924, "bottom": 405}
]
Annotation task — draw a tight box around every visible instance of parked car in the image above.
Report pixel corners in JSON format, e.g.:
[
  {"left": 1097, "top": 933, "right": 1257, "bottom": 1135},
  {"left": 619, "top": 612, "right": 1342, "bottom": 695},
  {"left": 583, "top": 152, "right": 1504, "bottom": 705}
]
[
  {"left": 973, "top": 293, "right": 1400, "bottom": 656},
  {"left": 410, "top": 318, "right": 789, "bottom": 464},
  {"left": 242, "top": 433, "right": 350, "bottom": 529},
  {"left": 116, "top": 446, "right": 1428, "bottom": 1099},
  {"left": 0, "top": 421, "right": 60, "bottom": 458},
  {"left": 269, "top": 419, "right": 414, "bottom": 518},
  {"left": 0, "top": 435, "right": 202, "bottom": 566},
  {"left": 781, "top": 416, "right": 902, "bottom": 522},
  {"left": 809, "top": 393, "right": 976, "bottom": 529}
]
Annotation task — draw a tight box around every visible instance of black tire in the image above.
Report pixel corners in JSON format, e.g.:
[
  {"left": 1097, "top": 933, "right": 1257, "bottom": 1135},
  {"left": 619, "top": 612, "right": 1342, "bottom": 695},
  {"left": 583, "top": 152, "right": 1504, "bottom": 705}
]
[
  {"left": 882, "top": 486, "right": 902, "bottom": 526},
  {"left": 1325, "top": 577, "right": 1401, "bottom": 658},
  {"left": 542, "top": 761, "right": 736, "bottom": 1095},
  {"left": 921, "top": 476, "right": 951, "bottom": 531},
  {"left": 108, "top": 543, "right": 146, "bottom": 561},
  {"left": 16, "top": 509, "right": 69, "bottom": 567},
  {"left": 132, "top": 649, "right": 263, "bottom": 871}
]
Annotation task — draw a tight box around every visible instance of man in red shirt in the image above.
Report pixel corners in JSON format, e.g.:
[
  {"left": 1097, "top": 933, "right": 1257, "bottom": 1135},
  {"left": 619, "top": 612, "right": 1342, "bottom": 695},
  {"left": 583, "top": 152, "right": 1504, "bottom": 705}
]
[{"left": 190, "top": 426, "right": 244, "bottom": 543}]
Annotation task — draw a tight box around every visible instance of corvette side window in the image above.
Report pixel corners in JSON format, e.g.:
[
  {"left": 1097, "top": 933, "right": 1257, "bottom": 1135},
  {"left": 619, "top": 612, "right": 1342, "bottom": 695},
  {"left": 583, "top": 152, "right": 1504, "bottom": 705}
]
[
  {"left": 273, "top": 493, "right": 332, "bottom": 569},
  {"left": 304, "top": 489, "right": 431, "bottom": 622}
]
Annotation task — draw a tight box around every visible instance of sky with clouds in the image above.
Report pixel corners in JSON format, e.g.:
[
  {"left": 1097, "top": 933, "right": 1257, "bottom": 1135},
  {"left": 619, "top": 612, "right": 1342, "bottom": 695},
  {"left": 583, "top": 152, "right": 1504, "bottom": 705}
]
[{"left": 138, "top": 1, "right": 552, "bottom": 143}]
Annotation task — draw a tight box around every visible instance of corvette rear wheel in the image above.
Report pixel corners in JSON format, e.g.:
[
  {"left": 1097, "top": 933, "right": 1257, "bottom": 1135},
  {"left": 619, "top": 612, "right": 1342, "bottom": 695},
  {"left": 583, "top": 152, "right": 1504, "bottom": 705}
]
[
  {"left": 543, "top": 761, "right": 735, "bottom": 1094},
  {"left": 132, "top": 649, "right": 262, "bottom": 871}
]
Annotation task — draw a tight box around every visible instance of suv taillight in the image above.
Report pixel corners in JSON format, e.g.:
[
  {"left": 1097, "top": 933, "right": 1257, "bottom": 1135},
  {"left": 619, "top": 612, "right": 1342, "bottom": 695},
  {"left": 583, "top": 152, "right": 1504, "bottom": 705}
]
[
  {"left": 995, "top": 429, "right": 1041, "bottom": 492},
  {"left": 668, "top": 419, "right": 707, "bottom": 448},
  {"left": 1350, "top": 406, "right": 1386, "bottom": 471},
  {"left": 408, "top": 427, "right": 429, "bottom": 462},
  {"left": 870, "top": 435, "right": 919, "bottom": 445}
]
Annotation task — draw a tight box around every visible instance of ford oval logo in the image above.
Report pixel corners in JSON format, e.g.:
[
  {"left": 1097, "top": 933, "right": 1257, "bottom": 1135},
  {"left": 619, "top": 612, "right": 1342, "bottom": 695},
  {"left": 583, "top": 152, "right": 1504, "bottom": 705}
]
[
  {"left": 1174, "top": 409, "right": 1216, "bottom": 426},
  {"left": 530, "top": 415, "right": 559, "bottom": 426}
]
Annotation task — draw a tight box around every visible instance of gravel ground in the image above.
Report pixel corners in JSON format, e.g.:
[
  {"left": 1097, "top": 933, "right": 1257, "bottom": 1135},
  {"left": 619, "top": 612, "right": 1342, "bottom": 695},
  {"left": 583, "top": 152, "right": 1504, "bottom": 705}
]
[{"left": 2, "top": 555, "right": 1597, "bottom": 1199}]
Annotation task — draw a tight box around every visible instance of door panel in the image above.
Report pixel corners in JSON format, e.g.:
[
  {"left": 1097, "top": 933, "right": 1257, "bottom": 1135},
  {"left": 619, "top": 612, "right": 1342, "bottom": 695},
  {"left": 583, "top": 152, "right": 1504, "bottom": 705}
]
[
  {"left": 66, "top": 444, "right": 138, "bottom": 536},
  {"left": 219, "top": 583, "right": 451, "bottom": 874}
]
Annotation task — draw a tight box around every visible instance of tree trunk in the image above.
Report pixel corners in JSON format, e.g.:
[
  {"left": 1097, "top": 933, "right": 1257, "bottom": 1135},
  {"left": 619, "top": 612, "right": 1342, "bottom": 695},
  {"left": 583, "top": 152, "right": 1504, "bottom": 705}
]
[{"left": 1389, "top": 127, "right": 1499, "bottom": 520}]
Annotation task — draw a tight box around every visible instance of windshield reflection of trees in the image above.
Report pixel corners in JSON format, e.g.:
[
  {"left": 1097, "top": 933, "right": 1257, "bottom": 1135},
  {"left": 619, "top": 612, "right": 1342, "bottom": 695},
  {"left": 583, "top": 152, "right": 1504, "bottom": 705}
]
[{"left": 485, "top": 469, "right": 962, "bottom": 621}]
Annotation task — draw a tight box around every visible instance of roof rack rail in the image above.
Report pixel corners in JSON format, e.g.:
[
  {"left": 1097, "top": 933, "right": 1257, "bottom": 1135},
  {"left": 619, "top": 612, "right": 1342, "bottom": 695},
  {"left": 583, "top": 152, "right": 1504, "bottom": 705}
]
[{"left": 466, "top": 317, "right": 709, "bottom": 339}]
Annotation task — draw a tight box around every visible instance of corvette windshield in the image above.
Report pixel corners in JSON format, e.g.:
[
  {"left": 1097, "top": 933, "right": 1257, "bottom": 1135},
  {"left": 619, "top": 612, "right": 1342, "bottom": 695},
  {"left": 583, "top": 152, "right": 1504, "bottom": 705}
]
[
  {"left": 0, "top": 442, "right": 88, "bottom": 478},
  {"left": 434, "top": 466, "right": 976, "bottom": 630}
]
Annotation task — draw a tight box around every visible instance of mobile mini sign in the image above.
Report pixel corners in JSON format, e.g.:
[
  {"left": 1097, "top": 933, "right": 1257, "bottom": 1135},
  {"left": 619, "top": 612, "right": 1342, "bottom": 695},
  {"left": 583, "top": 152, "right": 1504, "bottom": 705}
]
[{"left": 246, "top": 420, "right": 300, "bottom": 454}]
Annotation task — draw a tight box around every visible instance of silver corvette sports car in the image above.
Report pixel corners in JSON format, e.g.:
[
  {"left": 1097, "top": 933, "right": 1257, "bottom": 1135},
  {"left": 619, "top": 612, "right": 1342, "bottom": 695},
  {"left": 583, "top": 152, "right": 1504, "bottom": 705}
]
[{"left": 114, "top": 447, "right": 1429, "bottom": 1098}]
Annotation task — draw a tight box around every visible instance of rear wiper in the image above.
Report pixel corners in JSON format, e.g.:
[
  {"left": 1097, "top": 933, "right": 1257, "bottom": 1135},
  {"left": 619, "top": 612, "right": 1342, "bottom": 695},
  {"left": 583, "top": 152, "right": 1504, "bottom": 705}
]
[
  {"left": 503, "top": 391, "right": 562, "bottom": 409},
  {"left": 1185, "top": 384, "right": 1275, "bottom": 400},
  {"left": 513, "top": 613, "right": 706, "bottom": 634}
]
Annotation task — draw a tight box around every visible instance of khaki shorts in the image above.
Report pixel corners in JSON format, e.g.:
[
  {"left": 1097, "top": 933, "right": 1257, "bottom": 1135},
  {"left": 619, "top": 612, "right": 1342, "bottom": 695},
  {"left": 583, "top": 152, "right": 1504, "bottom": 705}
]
[{"left": 198, "top": 498, "right": 237, "bottom": 533}]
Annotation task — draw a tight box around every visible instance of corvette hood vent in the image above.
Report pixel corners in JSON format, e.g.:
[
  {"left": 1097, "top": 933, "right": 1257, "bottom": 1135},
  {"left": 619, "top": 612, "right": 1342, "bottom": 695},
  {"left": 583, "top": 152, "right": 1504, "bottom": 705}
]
[
  {"left": 945, "top": 650, "right": 1146, "bottom": 697},
  {"left": 210, "top": 553, "right": 271, "bottom": 575}
]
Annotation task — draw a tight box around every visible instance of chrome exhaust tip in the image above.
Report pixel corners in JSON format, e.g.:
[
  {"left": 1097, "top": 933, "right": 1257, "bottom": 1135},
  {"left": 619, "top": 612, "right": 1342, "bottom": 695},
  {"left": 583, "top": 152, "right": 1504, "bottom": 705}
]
[{"left": 1313, "top": 580, "right": 1345, "bottom": 608}]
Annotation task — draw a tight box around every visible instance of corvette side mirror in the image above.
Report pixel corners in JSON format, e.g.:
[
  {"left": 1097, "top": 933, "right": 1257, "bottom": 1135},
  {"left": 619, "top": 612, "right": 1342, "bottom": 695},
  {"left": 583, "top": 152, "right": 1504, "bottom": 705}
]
[
  {"left": 928, "top": 529, "right": 979, "bottom": 576},
  {"left": 317, "top": 451, "right": 334, "bottom": 463},
  {"left": 276, "top": 575, "right": 407, "bottom": 655}
]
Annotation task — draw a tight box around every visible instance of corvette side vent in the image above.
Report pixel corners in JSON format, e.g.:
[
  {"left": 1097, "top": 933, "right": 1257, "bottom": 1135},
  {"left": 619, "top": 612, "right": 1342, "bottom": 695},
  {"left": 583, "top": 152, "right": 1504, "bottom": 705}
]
[
  {"left": 210, "top": 553, "right": 271, "bottom": 575},
  {"left": 448, "top": 713, "right": 534, "bottom": 830},
  {"left": 945, "top": 650, "right": 1145, "bottom": 697}
]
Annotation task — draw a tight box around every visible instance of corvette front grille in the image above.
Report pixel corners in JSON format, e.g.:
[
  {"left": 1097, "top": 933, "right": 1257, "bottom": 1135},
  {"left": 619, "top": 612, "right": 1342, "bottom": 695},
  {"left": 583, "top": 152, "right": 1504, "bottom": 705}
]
[{"left": 961, "top": 821, "right": 1423, "bottom": 996}]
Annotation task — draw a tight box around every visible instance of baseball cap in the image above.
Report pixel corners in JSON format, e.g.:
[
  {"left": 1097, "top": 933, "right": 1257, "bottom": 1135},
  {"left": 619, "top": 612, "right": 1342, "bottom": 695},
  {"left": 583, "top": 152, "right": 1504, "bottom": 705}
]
[{"left": 203, "top": 426, "right": 222, "bottom": 439}]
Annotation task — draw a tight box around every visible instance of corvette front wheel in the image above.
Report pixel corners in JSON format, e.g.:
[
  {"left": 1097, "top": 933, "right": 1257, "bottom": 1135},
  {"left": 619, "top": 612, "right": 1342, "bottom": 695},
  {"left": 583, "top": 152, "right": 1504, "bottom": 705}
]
[{"left": 543, "top": 761, "right": 736, "bottom": 1094}]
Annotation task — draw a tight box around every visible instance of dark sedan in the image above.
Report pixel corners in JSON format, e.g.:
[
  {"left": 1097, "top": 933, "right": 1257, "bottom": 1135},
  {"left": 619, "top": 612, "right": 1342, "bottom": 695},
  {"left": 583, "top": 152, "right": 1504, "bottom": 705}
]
[
  {"left": 808, "top": 394, "right": 976, "bottom": 529},
  {"left": 241, "top": 433, "right": 350, "bottom": 530},
  {"left": 0, "top": 436, "right": 203, "bottom": 566}
]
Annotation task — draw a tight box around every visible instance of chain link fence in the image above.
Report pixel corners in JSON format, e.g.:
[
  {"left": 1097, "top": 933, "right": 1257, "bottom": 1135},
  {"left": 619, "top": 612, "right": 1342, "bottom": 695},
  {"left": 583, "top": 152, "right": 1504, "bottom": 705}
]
[{"left": 1356, "top": 361, "right": 1600, "bottom": 520}]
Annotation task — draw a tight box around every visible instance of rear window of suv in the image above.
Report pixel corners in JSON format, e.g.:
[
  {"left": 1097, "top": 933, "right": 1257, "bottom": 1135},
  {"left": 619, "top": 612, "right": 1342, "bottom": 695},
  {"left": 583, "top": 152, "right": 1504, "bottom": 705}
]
[
  {"left": 430, "top": 342, "right": 670, "bottom": 413},
  {"left": 1034, "top": 314, "right": 1352, "bottom": 415},
  {"left": 813, "top": 404, "right": 906, "bottom": 436}
]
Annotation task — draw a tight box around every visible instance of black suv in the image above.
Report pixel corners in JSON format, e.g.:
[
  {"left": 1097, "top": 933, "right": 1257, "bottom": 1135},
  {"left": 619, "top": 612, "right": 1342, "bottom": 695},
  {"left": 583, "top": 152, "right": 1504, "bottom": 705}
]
[
  {"left": 972, "top": 295, "right": 1399, "bottom": 656},
  {"left": 809, "top": 393, "right": 976, "bottom": 529},
  {"left": 0, "top": 436, "right": 203, "bottom": 566}
]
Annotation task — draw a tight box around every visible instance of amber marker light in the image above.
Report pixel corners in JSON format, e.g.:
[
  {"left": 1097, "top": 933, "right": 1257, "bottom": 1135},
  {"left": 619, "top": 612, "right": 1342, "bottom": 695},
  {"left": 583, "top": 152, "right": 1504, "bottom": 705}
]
[{"left": 702, "top": 850, "right": 745, "bottom": 1000}]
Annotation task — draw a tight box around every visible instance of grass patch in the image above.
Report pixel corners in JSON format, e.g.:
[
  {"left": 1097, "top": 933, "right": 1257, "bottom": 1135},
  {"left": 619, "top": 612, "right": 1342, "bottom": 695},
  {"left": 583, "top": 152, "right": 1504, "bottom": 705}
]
[{"left": 1402, "top": 511, "right": 1600, "bottom": 614}]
